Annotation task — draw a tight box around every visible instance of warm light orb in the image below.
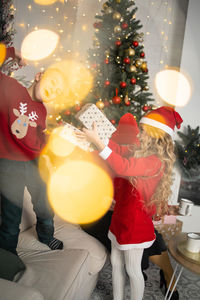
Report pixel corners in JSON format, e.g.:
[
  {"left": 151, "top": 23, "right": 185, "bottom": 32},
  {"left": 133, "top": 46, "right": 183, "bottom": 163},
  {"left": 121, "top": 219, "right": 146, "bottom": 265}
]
[
  {"left": 48, "top": 160, "right": 113, "bottom": 224},
  {"left": 34, "top": 0, "right": 64, "bottom": 5},
  {"left": 48, "top": 127, "right": 76, "bottom": 157},
  {"left": 40, "top": 68, "right": 65, "bottom": 103},
  {"left": 46, "top": 60, "right": 93, "bottom": 109},
  {"left": 155, "top": 69, "right": 192, "bottom": 107},
  {"left": 0, "top": 43, "right": 6, "bottom": 66},
  {"left": 21, "top": 29, "right": 59, "bottom": 61}
]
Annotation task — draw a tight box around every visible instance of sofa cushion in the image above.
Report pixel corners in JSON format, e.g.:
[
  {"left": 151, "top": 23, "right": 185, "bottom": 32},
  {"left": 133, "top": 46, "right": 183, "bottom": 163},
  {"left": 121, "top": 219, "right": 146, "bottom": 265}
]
[{"left": 0, "top": 248, "right": 26, "bottom": 281}]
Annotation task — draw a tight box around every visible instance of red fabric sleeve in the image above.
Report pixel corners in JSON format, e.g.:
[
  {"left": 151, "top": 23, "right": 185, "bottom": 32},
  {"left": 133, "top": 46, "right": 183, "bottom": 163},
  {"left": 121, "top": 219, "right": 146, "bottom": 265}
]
[
  {"left": 106, "top": 151, "right": 162, "bottom": 177},
  {"left": 5, "top": 47, "right": 15, "bottom": 60},
  {"left": 108, "top": 139, "right": 132, "bottom": 157}
]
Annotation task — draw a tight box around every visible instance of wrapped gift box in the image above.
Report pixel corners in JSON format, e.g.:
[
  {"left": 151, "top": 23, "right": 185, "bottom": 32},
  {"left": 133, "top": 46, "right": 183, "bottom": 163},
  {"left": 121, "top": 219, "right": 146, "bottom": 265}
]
[
  {"left": 154, "top": 219, "right": 183, "bottom": 245},
  {"left": 59, "top": 123, "right": 93, "bottom": 152},
  {"left": 76, "top": 103, "right": 116, "bottom": 143}
]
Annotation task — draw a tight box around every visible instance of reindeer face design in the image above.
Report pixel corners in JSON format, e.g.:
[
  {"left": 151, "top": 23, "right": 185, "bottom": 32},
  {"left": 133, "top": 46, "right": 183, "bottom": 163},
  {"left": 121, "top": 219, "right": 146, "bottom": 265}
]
[{"left": 11, "top": 102, "right": 38, "bottom": 139}]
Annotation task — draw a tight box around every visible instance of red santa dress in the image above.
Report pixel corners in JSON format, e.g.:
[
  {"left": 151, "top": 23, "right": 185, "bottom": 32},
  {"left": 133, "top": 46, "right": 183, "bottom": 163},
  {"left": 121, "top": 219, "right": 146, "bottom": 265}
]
[{"left": 99, "top": 139, "right": 163, "bottom": 250}]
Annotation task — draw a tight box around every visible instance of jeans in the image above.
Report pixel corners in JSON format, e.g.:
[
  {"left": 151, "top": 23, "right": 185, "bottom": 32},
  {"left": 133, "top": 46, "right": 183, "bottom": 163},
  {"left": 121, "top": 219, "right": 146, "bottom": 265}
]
[{"left": 0, "top": 158, "right": 54, "bottom": 254}]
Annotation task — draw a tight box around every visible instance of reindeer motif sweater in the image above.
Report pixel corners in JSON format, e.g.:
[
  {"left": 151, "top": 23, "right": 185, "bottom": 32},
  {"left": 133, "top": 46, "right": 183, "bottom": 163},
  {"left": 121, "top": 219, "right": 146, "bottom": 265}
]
[{"left": 0, "top": 47, "right": 47, "bottom": 161}]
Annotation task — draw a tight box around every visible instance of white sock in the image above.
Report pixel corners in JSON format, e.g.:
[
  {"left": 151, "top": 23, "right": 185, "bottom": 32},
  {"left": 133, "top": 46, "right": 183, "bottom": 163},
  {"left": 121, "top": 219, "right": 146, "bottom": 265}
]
[{"left": 124, "top": 248, "right": 144, "bottom": 300}]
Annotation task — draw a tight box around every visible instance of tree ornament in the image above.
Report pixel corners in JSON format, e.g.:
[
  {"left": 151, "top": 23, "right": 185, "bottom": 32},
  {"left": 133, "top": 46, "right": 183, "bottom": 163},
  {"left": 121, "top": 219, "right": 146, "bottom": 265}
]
[
  {"left": 111, "top": 119, "right": 116, "bottom": 125},
  {"left": 104, "top": 58, "right": 109, "bottom": 64},
  {"left": 104, "top": 80, "right": 110, "bottom": 86},
  {"left": 113, "top": 12, "right": 121, "bottom": 20},
  {"left": 121, "top": 22, "right": 128, "bottom": 30},
  {"left": 116, "top": 0, "right": 121, "bottom": 3},
  {"left": 132, "top": 41, "right": 139, "bottom": 47},
  {"left": 114, "top": 25, "right": 122, "bottom": 33},
  {"left": 135, "top": 59, "right": 142, "bottom": 67},
  {"left": 141, "top": 62, "right": 147, "bottom": 71},
  {"left": 142, "top": 105, "right": 150, "bottom": 112},
  {"left": 129, "top": 65, "right": 137, "bottom": 72},
  {"left": 143, "top": 85, "right": 149, "bottom": 91},
  {"left": 115, "top": 40, "right": 122, "bottom": 46},
  {"left": 125, "top": 100, "right": 131, "bottom": 106},
  {"left": 105, "top": 7, "right": 113, "bottom": 14},
  {"left": 120, "top": 81, "right": 127, "bottom": 88},
  {"left": 112, "top": 88, "right": 121, "bottom": 104},
  {"left": 128, "top": 48, "right": 135, "bottom": 56},
  {"left": 64, "top": 110, "right": 71, "bottom": 116},
  {"left": 140, "top": 51, "right": 145, "bottom": 58},
  {"left": 96, "top": 100, "right": 105, "bottom": 109},
  {"left": 93, "top": 22, "right": 102, "bottom": 29},
  {"left": 75, "top": 105, "right": 81, "bottom": 112},
  {"left": 123, "top": 57, "right": 130, "bottom": 64},
  {"left": 103, "top": 3, "right": 109, "bottom": 10},
  {"left": 130, "top": 78, "right": 136, "bottom": 84}
]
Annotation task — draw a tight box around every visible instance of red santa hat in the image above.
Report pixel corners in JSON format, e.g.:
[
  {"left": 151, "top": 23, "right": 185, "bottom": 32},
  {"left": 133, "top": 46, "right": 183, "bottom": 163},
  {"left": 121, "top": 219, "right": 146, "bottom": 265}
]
[
  {"left": 111, "top": 113, "right": 140, "bottom": 145},
  {"left": 139, "top": 106, "right": 183, "bottom": 137}
]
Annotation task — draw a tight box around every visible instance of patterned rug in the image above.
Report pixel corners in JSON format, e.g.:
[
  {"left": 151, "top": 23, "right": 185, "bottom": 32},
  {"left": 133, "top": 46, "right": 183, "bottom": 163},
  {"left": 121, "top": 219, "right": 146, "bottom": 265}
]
[{"left": 90, "top": 255, "right": 200, "bottom": 300}]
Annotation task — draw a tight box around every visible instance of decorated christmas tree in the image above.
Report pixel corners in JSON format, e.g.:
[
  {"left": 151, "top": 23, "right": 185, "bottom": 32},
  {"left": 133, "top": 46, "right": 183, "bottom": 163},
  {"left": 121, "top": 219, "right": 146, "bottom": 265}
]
[
  {"left": 60, "top": 0, "right": 154, "bottom": 127},
  {"left": 175, "top": 125, "right": 200, "bottom": 205},
  {"left": 0, "top": 0, "right": 16, "bottom": 75}
]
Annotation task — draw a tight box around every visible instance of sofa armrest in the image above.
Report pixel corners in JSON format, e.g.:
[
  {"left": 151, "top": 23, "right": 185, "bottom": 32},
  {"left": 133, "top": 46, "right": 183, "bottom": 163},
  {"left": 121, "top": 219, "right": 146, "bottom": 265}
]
[{"left": 0, "top": 278, "right": 44, "bottom": 300}]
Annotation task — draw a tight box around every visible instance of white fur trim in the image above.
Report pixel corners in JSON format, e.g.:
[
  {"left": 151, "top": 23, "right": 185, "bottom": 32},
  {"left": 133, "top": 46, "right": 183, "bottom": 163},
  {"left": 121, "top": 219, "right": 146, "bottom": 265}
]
[
  {"left": 99, "top": 146, "right": 112, "bottom": 160},
  {"left": 108, "top": 231, "right": 155, "bottom": 250},
  {"left": 139, "top": 117, "right": 174, "bottom": 137}
]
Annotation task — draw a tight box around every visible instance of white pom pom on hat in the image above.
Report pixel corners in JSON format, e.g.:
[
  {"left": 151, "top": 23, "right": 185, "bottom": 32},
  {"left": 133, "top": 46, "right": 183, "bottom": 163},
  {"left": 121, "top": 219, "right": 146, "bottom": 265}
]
[{"left": 139, "top": 106, "right": 183, "bottom": 137}]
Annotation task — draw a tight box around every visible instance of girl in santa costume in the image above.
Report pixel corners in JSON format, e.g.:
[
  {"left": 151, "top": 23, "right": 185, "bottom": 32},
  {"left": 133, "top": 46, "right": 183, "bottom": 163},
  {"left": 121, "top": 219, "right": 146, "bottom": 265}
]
[{"left": 78, "top": 106, "right": 183, "bottom": 300}]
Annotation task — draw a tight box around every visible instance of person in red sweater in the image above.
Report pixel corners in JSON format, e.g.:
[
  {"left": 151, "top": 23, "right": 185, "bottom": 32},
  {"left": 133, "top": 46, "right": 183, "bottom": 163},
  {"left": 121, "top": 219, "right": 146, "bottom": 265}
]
[
  {"left": 0, "top": 47, "right": 63, "bottom": 255},
  {"left": 77, "top": 106, "right": 183, "bottom": 300}
]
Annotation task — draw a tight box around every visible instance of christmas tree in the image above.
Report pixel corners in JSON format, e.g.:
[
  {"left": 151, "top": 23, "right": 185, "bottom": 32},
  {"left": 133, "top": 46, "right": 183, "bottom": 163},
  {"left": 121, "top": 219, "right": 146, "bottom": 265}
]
[
  {"left": 60, "top": 0, "right": 154, "bottom": 127},
  {"left": 175, "top": 125, "right": 200, "bottom": 205},
  {"left": 0, "top": 0, "right": 16, "bottom": 75}
]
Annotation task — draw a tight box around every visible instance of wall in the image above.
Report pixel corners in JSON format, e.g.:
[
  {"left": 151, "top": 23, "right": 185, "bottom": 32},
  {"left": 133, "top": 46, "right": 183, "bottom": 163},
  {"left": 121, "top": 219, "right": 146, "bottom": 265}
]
[{"left": 176, "top": 0, "right": 200, "bottom": 232}]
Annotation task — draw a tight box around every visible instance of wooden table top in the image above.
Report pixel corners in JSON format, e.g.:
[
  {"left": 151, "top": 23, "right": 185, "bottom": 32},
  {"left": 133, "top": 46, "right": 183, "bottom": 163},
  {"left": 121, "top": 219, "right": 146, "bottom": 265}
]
[{"left": 168, "top": 232, "right": 200, "bottom": 275}]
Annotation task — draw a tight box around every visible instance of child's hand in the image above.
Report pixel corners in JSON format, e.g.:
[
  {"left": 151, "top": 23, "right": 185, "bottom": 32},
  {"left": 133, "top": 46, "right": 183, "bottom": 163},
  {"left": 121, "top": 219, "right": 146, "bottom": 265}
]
[{"left": 14, "top": 49, "right": 27, "bottom": 67}]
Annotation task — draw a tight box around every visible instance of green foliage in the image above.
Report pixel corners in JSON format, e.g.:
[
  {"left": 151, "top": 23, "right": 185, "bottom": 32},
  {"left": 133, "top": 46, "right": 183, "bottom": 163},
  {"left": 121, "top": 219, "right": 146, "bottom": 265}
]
[
  {"left": 175, "top": 125, "right": 200, "bottom": 179},
  {"left": 60, "top": 0, "right": 155, "bottom": 127},
  {"left": 0, "top": 0, "right": 15, "bottom": 46}
]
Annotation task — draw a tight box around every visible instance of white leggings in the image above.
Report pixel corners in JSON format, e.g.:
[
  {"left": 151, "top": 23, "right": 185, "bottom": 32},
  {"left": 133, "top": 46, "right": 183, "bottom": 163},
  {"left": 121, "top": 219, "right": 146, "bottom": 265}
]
[{"left": 111, "top": 243, "right": 144, "bottom": 300}]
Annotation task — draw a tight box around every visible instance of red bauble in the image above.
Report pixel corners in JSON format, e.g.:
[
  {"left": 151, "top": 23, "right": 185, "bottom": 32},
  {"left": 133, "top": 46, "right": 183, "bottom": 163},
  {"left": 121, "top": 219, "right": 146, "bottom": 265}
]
[
  {"left": 93, "top": 22, "right": 102, "bottom": 28},
  {"left": 132, "top": 41, "right": 139, "bottom": 47},
  {"left": 130, "top": 78, "right": 136, "bottom": 84},
  {"left": 115, "top": 40, "right": 122, "bottom": 46},
  {"left": 105, "top": 80, "right": 110, "bottom": 86},
  {"left": 140, "top": 51, "right": 145, "bottom": 58},
  {"left": 75, "top": 105, "right": 81, "bottom": 112},
  {"left": 120, "top": 81, "right": 127, "bottom": 88},
  {"left": 144, "top": 68, "right": 148, "bottom": 73},
  {"left": 112, "top": 96, "right": 121, "bottom": 104},
  {"left": 121, "top": 22, "right": 128, "bottom": 30},
  {"left": 111, "top": 119, "right": 116, "bottom": 125},
  {"left": 104, "top": 58, "right": 109, "bottom": 64},
  {"left": 142, "top": 105, "right": 150, "bottom": 112},
  {"left": 104, "top": 100, "right": 110, "bottom": 107},
  {"left": 64, "top": 110, "right": 71, "bottom": 116},
  {"left": 123, "top": 57, "right": 130, "bottom": 64},
  {"left": 57, "top": 121, "right": 63, "bottom": 125},
  {"left": 125, "top": 101, "right": 131, "bottom": 106}
]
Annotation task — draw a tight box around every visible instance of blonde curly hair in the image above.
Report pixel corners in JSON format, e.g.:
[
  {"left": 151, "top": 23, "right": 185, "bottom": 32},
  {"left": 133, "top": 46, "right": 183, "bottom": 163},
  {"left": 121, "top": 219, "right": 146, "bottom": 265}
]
[{"left": 129, "top": 123, "right": 175, "bottom": 216}]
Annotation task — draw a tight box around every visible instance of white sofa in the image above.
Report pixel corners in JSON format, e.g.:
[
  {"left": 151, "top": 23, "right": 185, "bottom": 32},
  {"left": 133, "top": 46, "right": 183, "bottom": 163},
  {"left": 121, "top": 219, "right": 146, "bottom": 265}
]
[{"left": 0, "top": 188, "right": 107, "bottom": 300}]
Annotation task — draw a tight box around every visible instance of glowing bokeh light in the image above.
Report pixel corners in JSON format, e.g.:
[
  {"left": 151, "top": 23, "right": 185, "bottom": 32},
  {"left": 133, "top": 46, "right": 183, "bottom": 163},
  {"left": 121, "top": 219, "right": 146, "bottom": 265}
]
[
  {"left": 21, "top": 29, "right": 59, "bottom": 61},
  {"left": 0, "top": 43, "right": 6, "bottom": 66},
  {"left": 40, "top": 68, "right": 65, "bottom": 103},
  {"left": 155, "top": 69, "right": 192, "bottom": 107},
  {"left": 46, "top": 60, "right": 93, "bottom": 109},
  {"left": 48, "top": 127, "right": 76, "bottom": 157},
  {"left": 34, "top": 0, "right": 64, "bottom": 5},
  {"left": 48, "top": 160, "right": 113, "bottom": 224}
]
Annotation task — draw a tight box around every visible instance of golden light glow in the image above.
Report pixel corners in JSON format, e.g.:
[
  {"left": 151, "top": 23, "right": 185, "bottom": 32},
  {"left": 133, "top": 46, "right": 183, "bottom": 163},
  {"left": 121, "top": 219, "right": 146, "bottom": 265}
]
[
  {"left": 48, "top": 160, "right": 113, "bottom": 224},
  {"left": 39, "top": 68, "right": 65, "bottom": 103},
  {"left": 45, "top": 60, "right": 93, "bottom": 110},
  {"left": 0, "top": 43, "right": 6, "bottom": 66},
  {"left": 47, "top": 127, "right": 76, "bottom": 157},
  {"left": 155, "top": 69, "right": 192, "bottom": 107},
  {"left": 21, "top": 29, "right": 59, "bottom": 61},
  {"left": 34, "top": 0, "right": 64, "bottom": 5}
]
